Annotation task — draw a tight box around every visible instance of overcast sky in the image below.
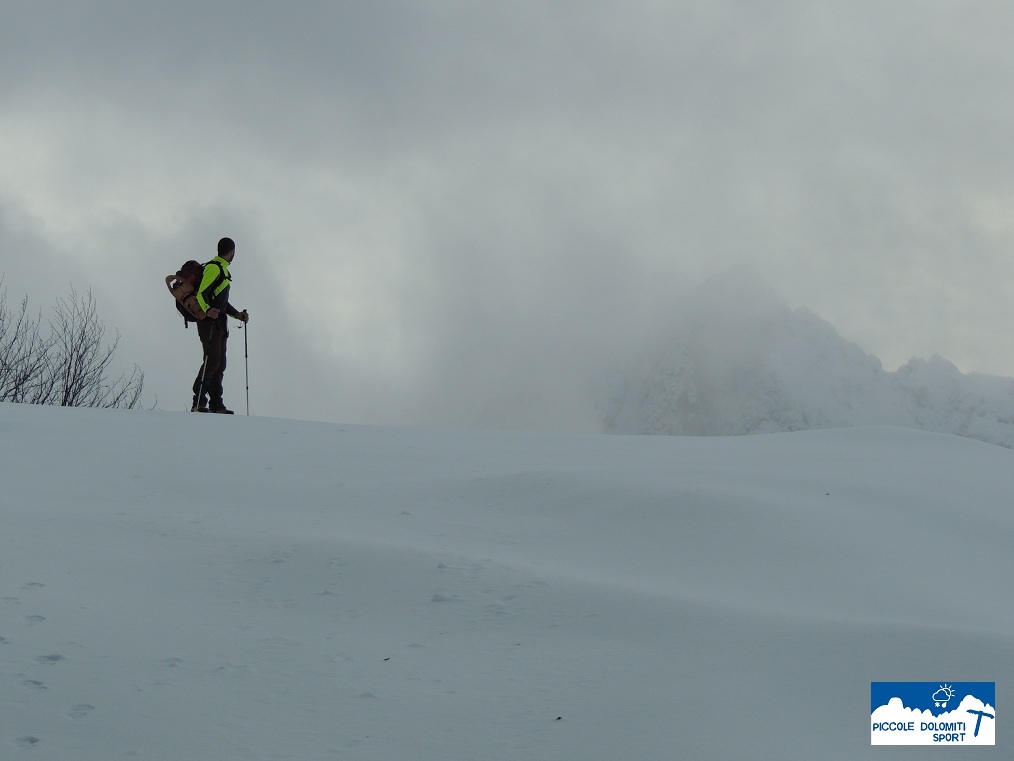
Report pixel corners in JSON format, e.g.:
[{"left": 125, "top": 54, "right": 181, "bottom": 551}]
[{"left": 3, "top": 1, "right": 1014, "bottom": 429}]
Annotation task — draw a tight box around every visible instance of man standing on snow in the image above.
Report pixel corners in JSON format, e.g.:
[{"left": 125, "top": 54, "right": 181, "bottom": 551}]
[{"left": 192, "top": 237, "right": 249, "bottom": 413}]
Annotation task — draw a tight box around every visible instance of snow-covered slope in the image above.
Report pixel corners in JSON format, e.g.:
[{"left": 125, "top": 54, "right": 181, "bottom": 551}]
[
  {"left": 605, "top": 267, "right": 1014, "bottom": 447},
  {"left": 1, "top": 403, "right": 1011, "bottom": 759}
]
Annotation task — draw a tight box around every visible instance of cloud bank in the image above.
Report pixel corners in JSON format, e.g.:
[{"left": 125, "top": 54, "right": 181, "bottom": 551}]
[{"left": 3, "top": 2, "right": 1014, "bottom": 426}]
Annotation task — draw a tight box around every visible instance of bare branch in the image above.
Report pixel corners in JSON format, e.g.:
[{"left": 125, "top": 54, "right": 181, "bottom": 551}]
[
  {"left": 0, "top": 281, "right": 52, "bottom": 403},
  {"left": 0, "top": 280, "right": 144, "bottom": 409}
]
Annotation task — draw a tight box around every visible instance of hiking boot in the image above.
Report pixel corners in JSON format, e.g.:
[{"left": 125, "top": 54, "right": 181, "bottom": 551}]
[
  {"left": 210, "top": 405, "right": 234, "bottom": 414},
  {"left": 192, "top": 396, "right": 209, "bottom": 413}
]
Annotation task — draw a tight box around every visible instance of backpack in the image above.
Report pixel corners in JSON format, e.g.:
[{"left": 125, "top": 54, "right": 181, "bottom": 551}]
[{"left": 165, "top": 260, "right": 223, "bottom": 327}]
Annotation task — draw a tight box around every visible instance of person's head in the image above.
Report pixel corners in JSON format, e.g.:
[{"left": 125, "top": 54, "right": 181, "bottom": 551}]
[{"left": 218, "top": 237, "right": 236, "bottom": 262}]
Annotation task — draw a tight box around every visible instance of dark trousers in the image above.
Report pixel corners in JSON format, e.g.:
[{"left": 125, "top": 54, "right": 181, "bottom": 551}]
[{"left": 193, "top": 319, "right": 228, "bottom": 406}]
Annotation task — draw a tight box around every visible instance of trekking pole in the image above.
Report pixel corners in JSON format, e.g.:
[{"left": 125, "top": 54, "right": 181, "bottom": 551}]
[
  {"left": 194, "top": 354, "right": 209, "bottom": 411},
  {"left": 243, "top": 320, "right": 250, "bottom": 416}
]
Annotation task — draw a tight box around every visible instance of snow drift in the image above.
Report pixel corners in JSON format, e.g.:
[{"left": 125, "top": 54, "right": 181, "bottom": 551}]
[{"left": 1, "top": 403, "right": 1010, "bottom": 759}]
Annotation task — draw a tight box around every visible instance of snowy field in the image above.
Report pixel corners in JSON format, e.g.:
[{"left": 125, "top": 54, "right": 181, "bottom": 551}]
[{"left": 1, "top": 403, "right": 1010, "bottom": 759}]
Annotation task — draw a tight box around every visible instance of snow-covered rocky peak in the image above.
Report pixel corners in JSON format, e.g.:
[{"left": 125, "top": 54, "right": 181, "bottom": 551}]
[{"left": 604, "top": 270, "right": 1014, "bottom": 448}]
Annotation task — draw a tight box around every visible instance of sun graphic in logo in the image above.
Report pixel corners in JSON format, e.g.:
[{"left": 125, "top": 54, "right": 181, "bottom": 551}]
[{"left": 932, "top": 684, "right": 955, "bottom": 708}]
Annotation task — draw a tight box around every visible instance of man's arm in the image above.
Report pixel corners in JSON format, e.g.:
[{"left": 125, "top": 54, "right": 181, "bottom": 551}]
[{"left": 195, "top": 262, "right": 222, "bottom": 313}]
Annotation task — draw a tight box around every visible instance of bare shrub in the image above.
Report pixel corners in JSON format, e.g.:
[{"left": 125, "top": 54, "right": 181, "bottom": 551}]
[{"left": 0, "top": 281, "right": 144, "bottom": 409}]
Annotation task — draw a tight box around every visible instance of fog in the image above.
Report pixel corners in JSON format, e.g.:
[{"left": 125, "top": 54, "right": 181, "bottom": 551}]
[{"left": 3, "top": 2, "right": 1014, "bottom": 428}]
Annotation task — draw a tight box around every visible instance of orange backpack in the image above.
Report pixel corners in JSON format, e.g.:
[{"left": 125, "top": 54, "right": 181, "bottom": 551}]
[{"left": 165, "top": 260, "right": 208, "bottom": 327}]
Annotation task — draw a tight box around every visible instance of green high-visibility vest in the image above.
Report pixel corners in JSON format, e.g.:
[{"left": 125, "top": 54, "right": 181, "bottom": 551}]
[{"left": 195, "top": 256, "right": 231, "bottom": 312}]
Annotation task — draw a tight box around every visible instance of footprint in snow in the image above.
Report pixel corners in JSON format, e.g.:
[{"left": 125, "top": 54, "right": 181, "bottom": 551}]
[
  {"left": 430, "top": 593, "right": 457, "bottom": 602},
  {"left": 34, "top": 654, "right": 66, "bottom": 664},
  {"left": 21, "top": 679, "right": 46, "bottom": 690},
  {"left": 24, "top": 615, "right": 46, "bottom": 625},
  {"left": 15, "top": 736, "right": 42, "bottom": 747},
  {"left": 68, "top": 704, "right": 95, "bottom": 719},
  {"left": 483, "top": 603, "right": 518, "bottom": 620},
  {"left": 215, "top": 663, "right": 252, "bottom": 674}
]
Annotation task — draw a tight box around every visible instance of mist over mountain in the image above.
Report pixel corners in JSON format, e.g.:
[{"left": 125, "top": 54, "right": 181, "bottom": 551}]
[{"left": 603, "top": 266, "right": 1014, "bottom": 448}]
